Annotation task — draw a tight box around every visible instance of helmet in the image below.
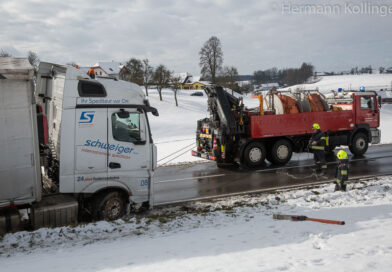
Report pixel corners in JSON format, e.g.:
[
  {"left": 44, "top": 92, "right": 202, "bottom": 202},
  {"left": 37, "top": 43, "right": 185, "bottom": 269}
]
[
  {"left": 337, "top": 150, "right": 348, "bottom": 160},
  {"left": 312, "top": 123, "right": 320, "bottom": 130}
]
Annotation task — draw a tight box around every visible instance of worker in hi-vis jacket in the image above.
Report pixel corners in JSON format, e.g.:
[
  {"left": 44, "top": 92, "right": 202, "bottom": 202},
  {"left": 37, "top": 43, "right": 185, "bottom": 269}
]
[
  {"left": 310, "top": 123, "right": 327, "bottom": 175},
  {"left": 335, "top": 150, "right": 349, "bottom": 191}
]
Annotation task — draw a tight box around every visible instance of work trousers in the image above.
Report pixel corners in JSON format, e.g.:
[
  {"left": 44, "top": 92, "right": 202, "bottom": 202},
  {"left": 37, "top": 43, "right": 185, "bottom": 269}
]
[{"left": 313, "top": 150, "right": 327, "bottom": 172}]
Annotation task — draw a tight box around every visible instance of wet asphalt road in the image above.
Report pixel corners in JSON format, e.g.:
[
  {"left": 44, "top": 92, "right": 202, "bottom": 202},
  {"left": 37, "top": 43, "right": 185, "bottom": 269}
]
[{"left": 152, "top": 144, "right": 392, "bottom": 206}]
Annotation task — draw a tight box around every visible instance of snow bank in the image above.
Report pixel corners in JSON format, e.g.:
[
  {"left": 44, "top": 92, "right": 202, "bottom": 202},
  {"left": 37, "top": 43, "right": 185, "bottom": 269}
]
[{"left": 1, "top": 176, "right": 391, "bottom": 271}]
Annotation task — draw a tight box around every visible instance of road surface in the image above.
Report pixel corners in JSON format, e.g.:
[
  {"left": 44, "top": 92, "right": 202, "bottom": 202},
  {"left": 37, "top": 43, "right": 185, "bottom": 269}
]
[{"left": 153, "top": 144, "right": 392, "bottom": 205}]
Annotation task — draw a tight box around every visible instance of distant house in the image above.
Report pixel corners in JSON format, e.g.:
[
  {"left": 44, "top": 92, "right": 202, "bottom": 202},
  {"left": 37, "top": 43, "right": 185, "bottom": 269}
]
[
  {"left": 174, "top": 72, "right": 193, "bottom": 85},
  {"left": 91, "top": 62, "right": 127, "bottom": 79},
  {"left": 180, "top": 81, "right": 209, "bottom": 90},
  {"left": 386, "top": 67, "right": 392, "bottom": 74},
  {"left": 176, "top": 72, "right": 210, "bottom": 90}
]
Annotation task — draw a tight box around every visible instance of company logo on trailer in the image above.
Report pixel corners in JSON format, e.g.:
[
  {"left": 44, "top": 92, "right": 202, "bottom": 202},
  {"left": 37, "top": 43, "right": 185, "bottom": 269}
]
[{"left": 79, "top": 111, "right": 95, "bottom": 124}]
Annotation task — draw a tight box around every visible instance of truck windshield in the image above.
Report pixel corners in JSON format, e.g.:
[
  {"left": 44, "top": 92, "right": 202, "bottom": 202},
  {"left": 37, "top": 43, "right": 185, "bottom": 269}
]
[{"left": 111, "top": 112, "right": 141, "bottom": 142}]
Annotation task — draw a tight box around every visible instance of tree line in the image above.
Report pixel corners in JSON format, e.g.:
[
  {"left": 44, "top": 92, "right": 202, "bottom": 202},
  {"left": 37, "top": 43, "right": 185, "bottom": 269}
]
[
  {"left": 253, "top": 63, "right": 314, "bottom": 86},
  {"left": 118, "top": 58, "right": 183, "bottom": 105}
]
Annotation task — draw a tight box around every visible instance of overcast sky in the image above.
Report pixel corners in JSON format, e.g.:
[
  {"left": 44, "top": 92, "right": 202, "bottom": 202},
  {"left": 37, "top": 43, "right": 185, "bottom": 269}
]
[{"left": 1, "top": 0, "right": 392, "bottom": 75}]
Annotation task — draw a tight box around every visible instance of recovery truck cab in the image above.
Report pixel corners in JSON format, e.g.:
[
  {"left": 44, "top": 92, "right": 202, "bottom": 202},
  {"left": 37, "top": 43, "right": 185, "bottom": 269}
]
[
  {"left": 192, "top": 86, "right": 381, "bottom": 168},
  {"left": 0, "top": 58, "right": 158, "bottom": 234}
]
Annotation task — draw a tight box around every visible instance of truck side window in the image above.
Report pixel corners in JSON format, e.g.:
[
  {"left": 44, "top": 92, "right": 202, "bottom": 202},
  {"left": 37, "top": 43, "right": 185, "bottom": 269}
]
[
  {"left": 78, "top": 80, "right": 107, "bottom": 97},
  {"left": 360, "top": 96, "right": 373, "bottom": 109},
  {"left": 111, "top": 112, "right": 141, "bottom": 143}
]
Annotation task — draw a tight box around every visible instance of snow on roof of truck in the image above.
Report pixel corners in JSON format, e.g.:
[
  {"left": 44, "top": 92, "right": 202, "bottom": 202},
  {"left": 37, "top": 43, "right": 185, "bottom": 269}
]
[{"left": 0, "top": 57, "right": 33, "bottom": 80}]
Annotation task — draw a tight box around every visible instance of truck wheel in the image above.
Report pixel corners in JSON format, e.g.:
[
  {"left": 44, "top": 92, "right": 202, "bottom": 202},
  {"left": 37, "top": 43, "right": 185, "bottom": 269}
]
[
  {"left": 243, "top": 142, "right": 266, "bottom": 168},
  {"left": 270, "top": 139, "right": 293, "bottom": 165},
  {"left": 95, "top": 191, "right": 126, "bottom": 221},
  {"left": 349, "top": 132, "right": 368, "bottom": 156}
]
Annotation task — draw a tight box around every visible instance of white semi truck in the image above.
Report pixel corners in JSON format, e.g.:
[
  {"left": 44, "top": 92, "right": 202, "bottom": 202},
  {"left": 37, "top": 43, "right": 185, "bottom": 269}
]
[{"left": 0, "top": 58, "right": 159, "bottom": 234}]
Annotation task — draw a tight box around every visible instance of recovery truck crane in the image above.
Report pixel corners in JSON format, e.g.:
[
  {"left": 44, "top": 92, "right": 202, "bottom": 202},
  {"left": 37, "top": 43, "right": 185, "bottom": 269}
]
[{"left": 192, "top": 86, "right": 381, "bottom": 168}]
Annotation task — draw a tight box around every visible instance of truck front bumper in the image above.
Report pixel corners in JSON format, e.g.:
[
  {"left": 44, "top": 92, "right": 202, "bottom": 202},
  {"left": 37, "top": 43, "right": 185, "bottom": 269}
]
[{"left": 370, "top": 128, "right": 381, "bottom": 144}]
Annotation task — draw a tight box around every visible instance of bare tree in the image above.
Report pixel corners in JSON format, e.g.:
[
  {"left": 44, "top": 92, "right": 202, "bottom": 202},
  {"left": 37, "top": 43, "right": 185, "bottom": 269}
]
[
  {"left": 0, "top": 49, "right": 11, "bottom": 57},
  {"left": 27, "top": 51, "right": 40, "bottom": 71},
  {"left": 171, "top": 75, "right": 182, "bottom": 107},
  {"left": 120, "top": 58, "right": 143, "bottom": 85},
  {"left": 219, "top": 66, "right": 239, "bottom": 95},
  {"left": 199, "top": 36, "right": 223, "bottom": 84},
  {"left": 238, "top": 83, "right": 254, "bottom": 94},
  {"left": 142, "top": 58, "right": 153, "bottom": 96},
  {"left": 153, "top": 64, "right": 171, "bottom": 101}
]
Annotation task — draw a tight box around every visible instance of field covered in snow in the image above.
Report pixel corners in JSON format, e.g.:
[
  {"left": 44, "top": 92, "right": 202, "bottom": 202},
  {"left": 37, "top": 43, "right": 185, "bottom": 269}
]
[
  {"left": 1, "top": 176, "right": 391, "bottom": 271},
  {"left": 147, "top": 88, "right": 392, "bottom": 165},
  {"left": 282, "top": 74, "right": 392, "bottom": 93}
]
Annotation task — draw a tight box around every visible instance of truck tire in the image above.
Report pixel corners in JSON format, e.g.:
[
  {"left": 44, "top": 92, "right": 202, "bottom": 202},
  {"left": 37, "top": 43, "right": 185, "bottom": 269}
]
[
  {"left": 243, "top": 142, "right": 266, "bottom": 168},
  {"left": 349, "top": 132, "right": 368, "bottom": 156},
  {"left": 270, "top": 139, "right": 293, "bottom": 165},
  {"left": 95, "top": 191, "right": 126, "bottom": 221}
]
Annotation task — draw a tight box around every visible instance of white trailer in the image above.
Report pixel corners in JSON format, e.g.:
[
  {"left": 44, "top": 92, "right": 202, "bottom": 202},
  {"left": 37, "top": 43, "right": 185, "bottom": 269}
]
[{"left": 0, "top": 58, "right": 158, "bottom": 234}]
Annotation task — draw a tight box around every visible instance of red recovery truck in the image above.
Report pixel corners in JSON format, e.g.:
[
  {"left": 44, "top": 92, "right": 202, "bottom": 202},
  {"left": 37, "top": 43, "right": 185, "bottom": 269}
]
[{"left": 192, "top": 86, "right": 381, "bottom": 168}]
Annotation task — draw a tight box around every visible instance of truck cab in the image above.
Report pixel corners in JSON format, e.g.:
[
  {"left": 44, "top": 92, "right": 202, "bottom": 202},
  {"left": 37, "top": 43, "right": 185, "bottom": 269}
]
[
  {"left": 35, "top": 63, "right": 159, "bottom": 220},
  {"left": 1, "top": 59, "right": 158, "bottom": 234}
]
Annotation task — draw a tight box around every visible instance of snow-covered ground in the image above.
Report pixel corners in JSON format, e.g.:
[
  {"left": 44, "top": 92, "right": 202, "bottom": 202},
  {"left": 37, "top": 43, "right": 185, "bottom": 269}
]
[
  {"left": 281, "top": 74, "right": 392, "bottom": 93},
  {"left": 1, "top": 176, "right": 391, "bottom": 271},
  {"left": 148, "top": 88, "right": 392, "bottom": 165}
]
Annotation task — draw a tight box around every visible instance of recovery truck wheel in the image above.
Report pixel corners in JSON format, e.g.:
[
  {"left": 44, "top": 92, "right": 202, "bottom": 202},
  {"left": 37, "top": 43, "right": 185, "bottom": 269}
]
[
  {"left": 270, "top": 139, "right": 293, "bottom": 166},
  {"left": 243, "top": 142, "right": 266, "bottom": 168},
  {"left": 349, "top": 132, "right": 368, "bottom": 156},
  {"left": 94, "top": 191, "right": 126, "bottom": 221}
]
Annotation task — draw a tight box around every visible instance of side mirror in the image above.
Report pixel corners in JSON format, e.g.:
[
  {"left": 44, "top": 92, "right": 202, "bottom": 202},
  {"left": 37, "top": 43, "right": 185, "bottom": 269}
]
[{"left": 145, "top": 106, "right": 159, "bottom": 116}]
